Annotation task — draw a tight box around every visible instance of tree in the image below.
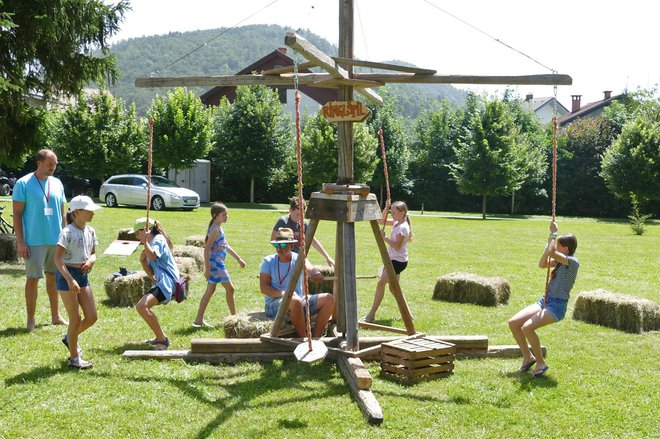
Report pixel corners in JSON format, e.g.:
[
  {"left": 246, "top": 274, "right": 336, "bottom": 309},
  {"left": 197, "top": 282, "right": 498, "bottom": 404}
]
[
  {"left": 213, "top": 85, "right": 292, "bottom": 203},
  {"left": 149, "top": 87, "right": 214, "bottom": 173},
  {"left": 449, "top": 94, "right": 521, "bottom": 219},
  {"left": 601, "top": 99, "right": 660, "bottom": 204},
  {"left": 0, "top": 0, "right": 128, "bottom": 167},
  {"left": 366, "top": 93, "right": 411, "bottom": 201},
  {"left": 47, "top": 89, "right": 147, "bottom": 180},
  {"left": 300, "top": 112, "right": 379, "bottom": 190},
  {"left": 408, "top": 101, "right": 461, "bottom": 211}
]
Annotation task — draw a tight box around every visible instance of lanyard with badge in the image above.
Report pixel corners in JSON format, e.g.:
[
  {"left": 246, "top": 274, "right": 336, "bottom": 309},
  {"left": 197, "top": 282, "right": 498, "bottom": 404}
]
[{"left": 34, "top": 173, "right": 53, "bottom": 216}]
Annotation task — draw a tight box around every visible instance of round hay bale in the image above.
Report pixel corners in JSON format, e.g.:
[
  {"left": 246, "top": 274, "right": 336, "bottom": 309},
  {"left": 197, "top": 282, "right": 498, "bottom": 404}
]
[
  {"left": 0, "top": 233, "right": 18, "bottom": 262},
  {"left": 185, "top": 235, "right": 206, "bottom": 247},
  {"left": 104, "top": 271, "right": 152, "bottom": 307},
  {"left": 173, "top": 245, "right": 204, "bottom": 270},
  {"left": 117, "top": 228, "right": 137, "bottom": 241},
  {"left": 433, "top": 272, "right": 510, "bottom": 306},
  {"left": 573, "top": 289, "right": 660, "bottom": 333},
  {"left": 308, "top": 265, "right": 334, "bottom": 295}
]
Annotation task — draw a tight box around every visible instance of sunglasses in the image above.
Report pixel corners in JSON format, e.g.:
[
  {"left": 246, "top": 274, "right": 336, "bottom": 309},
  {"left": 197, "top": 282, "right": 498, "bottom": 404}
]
[{"left": 272, "top": 242, "right": 290, "bottom": 249}]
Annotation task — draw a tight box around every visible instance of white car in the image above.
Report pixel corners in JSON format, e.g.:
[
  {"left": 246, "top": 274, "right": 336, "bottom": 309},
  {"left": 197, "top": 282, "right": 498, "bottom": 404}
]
[{"left": 99, "top": 174, "right": 200, "bottom": 211}]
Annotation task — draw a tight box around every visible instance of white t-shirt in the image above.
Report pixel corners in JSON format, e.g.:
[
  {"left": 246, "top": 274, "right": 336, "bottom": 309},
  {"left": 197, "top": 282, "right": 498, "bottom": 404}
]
[
  {"left": 387, "top": 221, "right": 410, "bottom": 262},
  {"left": 57, "top": 223, "right": 98, "bottom": 264}
]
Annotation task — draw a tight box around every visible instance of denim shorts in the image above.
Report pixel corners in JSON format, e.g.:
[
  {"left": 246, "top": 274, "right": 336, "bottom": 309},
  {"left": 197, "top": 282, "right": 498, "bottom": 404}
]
[
  {"left": 537, "top": 296, "right": 569, "bottom": 322},
  {"left": 55, "top": 266, "right": 89, "bottom": 291},
  {"left": 265, "top": 294, "right": 320, "bottom": 319}
]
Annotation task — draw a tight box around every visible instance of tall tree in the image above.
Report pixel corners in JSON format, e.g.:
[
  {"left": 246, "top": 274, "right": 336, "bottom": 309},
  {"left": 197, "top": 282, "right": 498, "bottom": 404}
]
[
  {"left": 47, "top": 89, "right": 147, "bottom": 181},
  {"left": 0, "top": 0, "right": 128, "bottom": 167},
  {"left": 300, "top": 112, "right": 378, "bottom": 190},
  {"left": 366, "top": 94, "right": 411, "bottom": 202},
  {"left": 149, "top": 87, "right": 214, "bottom": 173},
  {"left": 601, "top": 99, "right": 660, "bottom": 204},
  {"left": 450, "top": 94, "right": 520, "bottom": 219},
  {"left": 213, "top": 85, "right": 292, "bottom": 203}
]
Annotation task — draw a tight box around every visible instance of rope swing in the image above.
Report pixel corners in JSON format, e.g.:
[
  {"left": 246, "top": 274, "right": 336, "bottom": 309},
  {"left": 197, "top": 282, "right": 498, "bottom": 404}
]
[
  {"left": 542, "top": 84, "right": 559, "bottom": 309},
  {"left": 377, "top": 127, "right": 391, "bottom": 231},
  {"left": 145, "top": 117, "right": 154, "bottom": 228},
  {"left": 292, "top": 62, "right": 327, "bottom": 363}
]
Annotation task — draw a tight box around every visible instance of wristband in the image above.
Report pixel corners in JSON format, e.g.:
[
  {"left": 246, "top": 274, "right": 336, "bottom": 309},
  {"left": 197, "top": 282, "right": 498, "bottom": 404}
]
[{"left": 549, "top": 232, "right": 558, "bottom": 238}]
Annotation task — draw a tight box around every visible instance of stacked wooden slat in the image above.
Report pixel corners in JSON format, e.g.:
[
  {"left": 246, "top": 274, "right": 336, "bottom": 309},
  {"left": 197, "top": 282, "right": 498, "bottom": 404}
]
[{"left": 380, "top": 337, "right": 456, "bottom": 384}]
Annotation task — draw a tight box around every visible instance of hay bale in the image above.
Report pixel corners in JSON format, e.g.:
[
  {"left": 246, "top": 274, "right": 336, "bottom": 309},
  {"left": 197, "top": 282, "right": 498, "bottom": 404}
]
[
  {"left": 173, "top": 245, "right": 204, "bottom": 270},
  {"left": 573, "top": 289, "right": 660, "bottom": 333},
  {"left": 174, "top": 256, "right": 197, "bottom": 278},
  {"left": 0, "top": 233, "right": 18, "bottom": 262},
  {"left": 308, "top": 265, "right": 334, "bottom": 295},
  {"left": 433, "top": 272, "right": 510, "bottom": 306},
  {"left": 185, "top": 235, "right": 206, "bottom": 247},
  {"left": 223, "top": 311, "right": 296, "bottom": 338},
  {"left": 104, "top": 271, "right": 152, "bottom": 307},
  {"left": 117, "top": 228, "right": 137, "bottom": 241}
]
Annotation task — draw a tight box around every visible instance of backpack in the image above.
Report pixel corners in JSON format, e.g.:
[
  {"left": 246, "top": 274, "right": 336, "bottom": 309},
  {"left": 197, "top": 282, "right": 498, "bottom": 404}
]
[{"left": 173, "top": 276, "right": 188, "bottom": 303}]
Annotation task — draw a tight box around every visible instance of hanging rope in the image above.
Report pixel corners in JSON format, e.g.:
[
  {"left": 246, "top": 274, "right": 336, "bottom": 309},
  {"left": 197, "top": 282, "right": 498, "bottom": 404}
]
[
  {"left": 146, "top": 117, "right": 154, "bottom": 229},
  {"left": 377, "top": 127, "right": 391, "bottom": 232},
  {"left": 293, "top": 62, "right": 313, "bottom": 350},
  {"left": 543, "top": 82, "right": 559, "bottom": 309}
]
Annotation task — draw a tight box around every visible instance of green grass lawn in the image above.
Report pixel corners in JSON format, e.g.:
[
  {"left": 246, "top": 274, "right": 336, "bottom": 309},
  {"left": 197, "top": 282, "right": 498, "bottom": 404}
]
[{"left": 0, "top": 197, "right": 658, "bottom": 438}]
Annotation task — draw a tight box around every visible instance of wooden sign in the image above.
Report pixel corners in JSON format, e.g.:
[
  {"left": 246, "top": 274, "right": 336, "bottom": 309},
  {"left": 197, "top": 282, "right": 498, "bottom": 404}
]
[{"left": 321, "top": 101, "right": 371, "bottom": 123}]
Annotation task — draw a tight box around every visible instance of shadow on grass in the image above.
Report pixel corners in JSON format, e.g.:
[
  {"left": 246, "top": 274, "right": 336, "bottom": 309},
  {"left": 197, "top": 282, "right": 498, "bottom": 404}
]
[
  {"left": 377, "top": 387, "right": 471, "bottom": 405},
  {"left": 5, "top": 363, "right": 76, "bottom": 386},
  {"left": 0, "top": 324, "right": 52, "bottom": 338},
  {"left": 503, "top": 370, "right": 558, "bottom": 389},
  {"left": 0, "top": 265, "right": 26, "bottom": 277},
  {"left": 88, "top": 361, "right": 343, "bottom": 437}
]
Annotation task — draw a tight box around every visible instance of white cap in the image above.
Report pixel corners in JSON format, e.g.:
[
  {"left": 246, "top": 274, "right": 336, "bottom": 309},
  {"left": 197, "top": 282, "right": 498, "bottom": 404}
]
[{"left": 69, "top": 195, "right": 102, "bottom": 211}]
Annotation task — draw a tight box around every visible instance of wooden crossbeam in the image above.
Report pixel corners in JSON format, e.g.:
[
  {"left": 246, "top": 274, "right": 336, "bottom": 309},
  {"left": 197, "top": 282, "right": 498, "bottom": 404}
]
[
  {"left": 284, "top": 32, "right": 383, "bottom": 105},
  {"left": 262, "top": 61, "right": 316, "bottom": 75},
  {"left": 332, "top": 56, "right": 436, "bottom": 75},
  {"left": 309, "top": 78, "right": 384, "bottom": 89},
  {"left": 135, "top": 71, "right": 571, "bottom": 89}
]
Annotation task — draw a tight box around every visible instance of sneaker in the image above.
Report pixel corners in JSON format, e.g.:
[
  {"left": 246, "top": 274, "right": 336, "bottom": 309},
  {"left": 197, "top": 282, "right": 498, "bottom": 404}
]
[
  {"left": 68, "top": 357, "right": 93, "bottom": 369},
  {"left": 62, "top": 334, "right": 83, "bottom": 356}
]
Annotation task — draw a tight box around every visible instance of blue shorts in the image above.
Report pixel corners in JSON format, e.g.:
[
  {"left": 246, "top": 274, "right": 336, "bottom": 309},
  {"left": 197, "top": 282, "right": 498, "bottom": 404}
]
[
  {"left": 265, "top": 294, "right": 320, "bottom": 319},
  {"left": 56, "top": 266, "right": 90, "bottom": 291},
  {"left": 537, "top": 296, "right": 569, "bottom": 322}
]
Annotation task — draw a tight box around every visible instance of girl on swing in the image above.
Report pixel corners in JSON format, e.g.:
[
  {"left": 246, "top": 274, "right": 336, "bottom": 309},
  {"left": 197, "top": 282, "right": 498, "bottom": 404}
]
[
  {"left": 508, "top": 220, "right": 579, "bottom": 377},
  {"left": 363, "top": 200, "right": 413, "bottom": 323}
]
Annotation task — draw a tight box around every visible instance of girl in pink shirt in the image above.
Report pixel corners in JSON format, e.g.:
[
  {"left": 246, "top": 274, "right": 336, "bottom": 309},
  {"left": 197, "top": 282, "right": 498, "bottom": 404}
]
[{"left": 364, "top": 201, "right": 413, "bottom": 323}]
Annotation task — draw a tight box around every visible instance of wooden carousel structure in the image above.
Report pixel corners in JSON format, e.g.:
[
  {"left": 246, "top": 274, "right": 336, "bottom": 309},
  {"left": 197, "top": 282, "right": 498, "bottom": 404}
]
[{"left": 127, "top": 0, "right": 570, "bottom": 424}]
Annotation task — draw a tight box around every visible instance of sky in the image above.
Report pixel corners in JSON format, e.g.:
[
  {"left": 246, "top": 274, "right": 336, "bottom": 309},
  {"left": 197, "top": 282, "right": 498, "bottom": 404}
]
[{"left": 110, "top": 0, "right": 659, "bottom": 109}]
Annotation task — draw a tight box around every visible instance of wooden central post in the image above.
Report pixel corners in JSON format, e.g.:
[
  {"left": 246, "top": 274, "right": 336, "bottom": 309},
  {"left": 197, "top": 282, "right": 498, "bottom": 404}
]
[{"left": 337, "top": 0, "right": 354, "bottom": 185}]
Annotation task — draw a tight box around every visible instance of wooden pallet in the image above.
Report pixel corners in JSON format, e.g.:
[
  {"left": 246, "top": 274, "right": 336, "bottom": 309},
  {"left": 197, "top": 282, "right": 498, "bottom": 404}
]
[{"left": 380, "top": 337, "right": 456, "bottom": 384}]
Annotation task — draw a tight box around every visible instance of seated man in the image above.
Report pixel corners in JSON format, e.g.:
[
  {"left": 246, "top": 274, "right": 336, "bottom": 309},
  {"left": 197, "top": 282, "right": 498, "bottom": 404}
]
[{"left": 260, "top": 228, "right": 335, "bottom": 338}]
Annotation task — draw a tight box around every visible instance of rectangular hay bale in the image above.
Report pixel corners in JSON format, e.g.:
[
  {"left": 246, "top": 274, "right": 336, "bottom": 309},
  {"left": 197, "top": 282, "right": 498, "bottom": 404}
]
[
  {"left": 573, "top": 289, "right": 660, "bottom": 333},
  {"left": 433, "top": 272, "right": 510, "bottom": 306}
]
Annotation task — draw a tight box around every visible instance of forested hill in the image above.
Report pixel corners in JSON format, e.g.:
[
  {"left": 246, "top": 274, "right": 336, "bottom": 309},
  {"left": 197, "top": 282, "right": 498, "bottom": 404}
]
[{"left": 109, "top": 24, "right": 466, "bottom": 116}]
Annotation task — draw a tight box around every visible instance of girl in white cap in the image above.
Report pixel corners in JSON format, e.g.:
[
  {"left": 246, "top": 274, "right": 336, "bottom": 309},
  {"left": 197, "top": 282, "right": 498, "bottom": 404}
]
[{"left": 54, "top": 195, "right": 102, "bottom": 369}]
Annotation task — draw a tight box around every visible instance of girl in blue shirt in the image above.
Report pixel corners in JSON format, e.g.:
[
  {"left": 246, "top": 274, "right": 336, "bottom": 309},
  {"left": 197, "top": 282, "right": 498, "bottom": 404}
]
[
  {"left": 134, "top": 218, "right": 180, "bottom": 350},
  {"left": 508, "top": 221, "right": 579, "bottom": 377}
]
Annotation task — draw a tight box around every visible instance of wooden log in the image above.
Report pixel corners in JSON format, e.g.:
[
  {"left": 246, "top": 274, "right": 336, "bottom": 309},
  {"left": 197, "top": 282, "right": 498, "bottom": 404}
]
[
  {"left": 342, "top": 222, "right": 359, "bottom": 350},
  {"left": 337, "top": 359, "right": 383, "bottom": 425},
  {"left": 306, "top": 192, "right": 381, "bottom": 222},
  {"left": 457, "top": 345, "right": 547, "bottom": 359},
  {"left": 336, "top": 356, "right": 372, "bottom": 390},
  {"left": 358, "top": 320, "right": 409, "bottom": 335},
  {"left": 122, "top": 349, "right": 294, "bottom": 363},
  {"left": 261, "top": 61, "right": 316, "bottom": 75},
  {"left": 331, "top": 57, "right": 437, "bottom": 75},
  {"left": 310, "top": 78, "right": 384, "bottom": 89},
  {"left": 191, "top": 337, "right": 295, "bottom": 354},
  {"left": 353, "top": 72, "right": 573, "bottom": 85}
]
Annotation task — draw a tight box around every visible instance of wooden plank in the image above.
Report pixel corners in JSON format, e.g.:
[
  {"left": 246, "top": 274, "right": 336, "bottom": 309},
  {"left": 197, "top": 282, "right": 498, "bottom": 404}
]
[
  {"left": 358, "top": 320, "right": 409, "bottom": 335},
  {"left": 337, "top": 358, "right": 383, "bottom": 425},
  {"left": 310, "top": 78, "right": 384, "bottom": 89},
  {"left": 262, "top": 61, "right": 316, "bottom": 75},
  {"left": 353, "top": 72, "right": 572, "bottom": 85},
  {"left": 332, "top": 57, "right": 436, "bottom": 75},
  {"left": 381, "top": 338, "right": 456, "bottom": 359},
  {"left": 285, "top": 32, "right": 383, "bottom": 106},
  {"left": 337, "top": 356, "right": 373, "bottom": 390},
  {"left": 122, "top": 349, "right": 294, "bottom": 363},
  {"left": 381, "top": 353, "right": 454, "bottom": 369},
  {"left": 381, "top": 361, "right": 454, "bottom": 377},
  {"left": 457, "top": 345, "right": 547, "bottom": 359},
  {"left": 342, "top": 222, "right": 359, "bottom": 350}
]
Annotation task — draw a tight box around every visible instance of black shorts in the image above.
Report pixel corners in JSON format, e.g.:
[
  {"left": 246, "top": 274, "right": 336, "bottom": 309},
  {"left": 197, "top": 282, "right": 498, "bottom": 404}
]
[
  {"left": 391, "top": 260, "right": 408, "bottom": 275},
  {"left": 147, "top": 285, "right": 167, "bottom": 304}
]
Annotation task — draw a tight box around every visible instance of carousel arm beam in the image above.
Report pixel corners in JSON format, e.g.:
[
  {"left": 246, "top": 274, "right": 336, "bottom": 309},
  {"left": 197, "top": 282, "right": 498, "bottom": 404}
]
[
  {"left": 285, "top": 32, "right": 383, "bottom": 105},
  {"left": 135, "top": 73, "right": 331, "bottom": 88},
  {"left": 332, "top": 57, "right": 436, "bottom": 75},
  {"left": 354, "top": 73, "right": 572, "bottom": 85}
]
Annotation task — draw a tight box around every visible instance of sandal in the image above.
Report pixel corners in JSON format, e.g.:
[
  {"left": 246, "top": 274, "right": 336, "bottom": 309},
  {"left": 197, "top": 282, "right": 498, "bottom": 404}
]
[
  {"left": 519, "top": 358, "right": 536, "bottom": 372},
  {"left": 192, "top": 321, "right": 214, "bottom": 329},
  {"left": 62, "top": 334, "right": 83, "bottom": 356},
  {"left": 154, "top": 337, "right": 169, "bottom": 350},
  {"left": 69, "top": 357, "right": 93, "bottom": 369}
]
